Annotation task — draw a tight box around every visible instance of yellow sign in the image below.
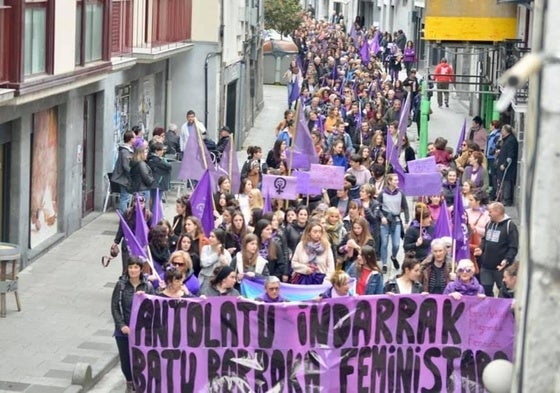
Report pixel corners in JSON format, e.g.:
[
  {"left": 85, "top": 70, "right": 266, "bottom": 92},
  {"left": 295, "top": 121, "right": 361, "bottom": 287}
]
[{"left": 425, "top": 16, "right": 518, "bottom": 42}]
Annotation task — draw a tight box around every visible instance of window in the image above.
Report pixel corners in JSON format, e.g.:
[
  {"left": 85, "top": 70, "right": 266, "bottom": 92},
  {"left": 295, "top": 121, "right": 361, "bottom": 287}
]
[
  {"left": 24, "top": 1, "right": 47, "bottom": 76},
  {"left": 76, "top": 0, "right": 104, "bottom": 65}
]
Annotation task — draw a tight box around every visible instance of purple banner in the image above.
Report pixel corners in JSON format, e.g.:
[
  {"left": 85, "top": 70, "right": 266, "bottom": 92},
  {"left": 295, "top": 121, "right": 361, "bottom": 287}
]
[
  {"left": 309, "top": 164, "right": 345, "bottom": 190},
  {"left": 129, "top": 295, "right": 515, "bottom": 393},
  {"left": 407, "top": 156, "right": 437, "bottom": 174},
  {"left": 262, "top": 174, "right": 298, "bottom": 200},
  {"left": 402, "top": 172, "right": 442, "bottom": 196},
  {"left": 292, "top": 170, "right": 322, "bottom": 195}
]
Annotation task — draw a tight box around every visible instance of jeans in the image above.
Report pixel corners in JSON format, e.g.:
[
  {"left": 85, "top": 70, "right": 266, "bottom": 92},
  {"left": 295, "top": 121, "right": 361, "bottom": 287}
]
[
  {"left": 119, "top": 189, "right": 132, "bottom": 213},
  {"left": 436, "top": 82, "right": 450, "bottom": 106},
  {"left": 380, "top": 222, "right": 401, "bottom": 266},
  {"left": 115, "top": 335, "right": 132, "bottom": 382},
  {"left": 480, "top": 267, "right": 504, "bottom": 297}
]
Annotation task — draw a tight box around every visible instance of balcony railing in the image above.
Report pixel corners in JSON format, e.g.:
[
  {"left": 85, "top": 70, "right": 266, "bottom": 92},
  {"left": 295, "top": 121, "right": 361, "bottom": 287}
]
[
  {"left": 0, "top": 5, "right": 10, "bottom": 84},
  {"left": 132, "top": 0, "right": 191, "bottom": 53},
  {"left": 111, "top": 0, "right": 133, "bottom": 57}
]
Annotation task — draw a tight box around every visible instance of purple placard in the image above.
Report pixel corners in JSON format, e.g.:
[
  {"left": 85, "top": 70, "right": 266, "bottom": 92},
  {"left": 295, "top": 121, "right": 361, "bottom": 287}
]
[
  {"left": 261, "top": 174, "right": 298, "bottom": 200},
  {"left": 130, "top": 295, "right": 515, "bottom": 393},
  {"left": 402, "top": 172, "right": 442, "bottom": 196},
  {"left": 309, "top": 164, "right": 345, "bottom": 190},
  {"left": 293, "top": 170, "right": 322, "bottom": 195},
  {"left": 407, "top": 156, "right": 437, "bottom": 174}
]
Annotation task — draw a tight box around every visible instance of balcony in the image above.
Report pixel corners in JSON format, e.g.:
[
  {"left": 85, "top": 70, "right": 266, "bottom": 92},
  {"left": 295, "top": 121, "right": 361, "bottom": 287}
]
[
  {"left": 0, "top": 5, "right": 9, "bottom": 85},
  {"left": 131, "top": 0, "right": 193, "bottom": 62}
]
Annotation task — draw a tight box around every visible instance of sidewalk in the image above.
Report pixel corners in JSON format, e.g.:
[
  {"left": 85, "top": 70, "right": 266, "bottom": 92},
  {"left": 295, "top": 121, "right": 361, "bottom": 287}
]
[{"left": 0, "top": 85, "right": 286, "bottom": 393}]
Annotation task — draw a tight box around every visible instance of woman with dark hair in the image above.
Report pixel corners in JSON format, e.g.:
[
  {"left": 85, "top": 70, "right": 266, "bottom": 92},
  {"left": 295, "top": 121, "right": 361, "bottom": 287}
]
[
  {"left": 148, "top": 224, "right": 171, "bottom": 274},
  {"left": 199, "top": 228, "right": 231, "bottom": 291},
  {"left": 217, "top": 175, "right": 231, "bottom": 194},
  {"left": 225, "top": 210, "right": 248, "bottom": 256},
  {"left": 254, "top": 219, "right": 288, "bottom": 282},
  {"left": 347, "top": 245, "right": 384, "bottom": 295},
  {"left": 462, "top": 151, "right": 489, "bottom": 192},
  {"left": 236, "top": 177, "right": 253, "bottom": 223},
  {"left": 176, "top": 234, "right": 201, "bottom": 280},
  {"left": 112, "top": 195, "right": 152, "bottom": 274},
  {"left": 172, "top": 195, "right": 192, "bottom": 237},
  {"left": 266, "top": 139, "right": 287, "bottom": 170},
  {"left": 403, "top": 40, "right": 416, "bottom": 74},
  {"left": 399, "top": 135, "right": 416, "bottom": 172},
  {"left": 499, "top": 261, "right": 518, "bottom": 299},
  {"left": 158, "top": 263, "right": 193, "bottom": 299},
  {"left": 442, "top": 169, "right": 459, "bottom": 207},
  {"left": 200, "top": 265, "right": 240, "bottom": 297},
  {"left": 429, "top": 136, "right": 453, "bottom": 170},
  {"left": 404, "top": 202, "right": 435, "bottom": 262},
  {"left": 338, "top": 217, "right": 375, "bottom": 272},
  {"left": 384, "top": 253, "right": 423, "bottom": 294},
  {"left": 111, "top": 257, "right": 155, "bottom": 392},
  {"left": 285, "top": 206, "right": 309, "bottom": 256},
  {"left": 291, "top": 220, "right": 335, "bottom": 284},
  {"left": 240, "top": 146, "right": 267, "bottom": 188}
]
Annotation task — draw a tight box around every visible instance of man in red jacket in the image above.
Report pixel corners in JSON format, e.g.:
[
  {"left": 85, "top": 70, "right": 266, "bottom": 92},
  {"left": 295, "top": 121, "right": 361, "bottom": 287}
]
[{"left": 434, "top": 58, "right": 455, "bottom": 108}]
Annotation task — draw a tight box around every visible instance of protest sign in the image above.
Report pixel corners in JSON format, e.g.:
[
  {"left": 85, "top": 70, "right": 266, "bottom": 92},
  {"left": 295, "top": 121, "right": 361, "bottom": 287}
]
[
  {"left": 309, "top": 164, "right": 345, "bottom": 190},
  {"left": 130, "top": 295, "right": 515, "bottom": 393},
  {"left": 402, "top": 172, "right": 442, "bottom": 196},
  {"left": 292, "top": 170, "right": 322, "bottom": 195},
  {"left": 261, "top": 174, "right": 298, "bottom": 200},
  {"left": 407, "top": 156, "right": 437, "bottom": 174}
]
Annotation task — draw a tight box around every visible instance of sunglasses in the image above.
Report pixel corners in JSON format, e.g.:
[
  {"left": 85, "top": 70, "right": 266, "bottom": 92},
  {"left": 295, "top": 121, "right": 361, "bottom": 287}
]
[
  {"left": 267, "top": 287, "right": 280, "bottom": 291},
  {"left": 172, "top": 262, "right": 185, "bottom": 267},
  {"left": 457, "top": 268, "right": 473, "bottom": 273}
]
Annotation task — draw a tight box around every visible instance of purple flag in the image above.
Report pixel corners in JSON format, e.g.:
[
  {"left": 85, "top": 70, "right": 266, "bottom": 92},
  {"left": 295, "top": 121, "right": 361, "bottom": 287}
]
[
  {"left": 288, "top": 76, "right": 300, "bottom": 107},
  {"left": 218, "top": 137, "right": 241, "bottom": 196},
  {"left": 349, "top": 25, "right": 358, "bottom": 48},
  {"left": 116, "top": 210, "right": 147, "bottom": 260},
  {"left": 397, "top": 91, "right": 412, "bottom": 156},
  {"left": 189, "top": 170, "right": 215, "bottom": 237},
  {"left": 455, "top": 119, "right": 467, "bottom": 155},
  {"left": 453, "top": 178, "right": 470, "bottom": 261},
  {"left": 433, "top": 199, "right": 452, "bottom": 238},
  {"left": 360, "top": 40, "right": 369, "bottom": 65},
  {"left": 150, "top": 188, "right": 163, "bottom": 227},
  {"left": 369, "top": 30, "right": 380, "bottom": 55},
  {"left": 134, "top": 195, "right": 149, "bottom": 249},
  {"left": 178, "top": 128, "right": 213, "bottom": 181},
  {"left": 290, "top": 101, "right": 319, "bottom": 170}
]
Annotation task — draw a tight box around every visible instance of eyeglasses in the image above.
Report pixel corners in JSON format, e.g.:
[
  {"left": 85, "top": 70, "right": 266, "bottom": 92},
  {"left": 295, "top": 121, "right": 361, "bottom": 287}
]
[
  {"left": 172, "top": 262, "right": 185, "bottom": 267},
  {"left": 267, "top": 287, "right": 280, "bottom": 291},
  {"left": 457, "top": 268, "right": 473, "bottom": 273}
]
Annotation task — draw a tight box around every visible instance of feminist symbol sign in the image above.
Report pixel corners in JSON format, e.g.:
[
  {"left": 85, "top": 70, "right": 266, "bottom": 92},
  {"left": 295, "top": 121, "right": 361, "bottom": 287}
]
[{"left": 262, "top": 175, "right": 298, "bottom": 200}]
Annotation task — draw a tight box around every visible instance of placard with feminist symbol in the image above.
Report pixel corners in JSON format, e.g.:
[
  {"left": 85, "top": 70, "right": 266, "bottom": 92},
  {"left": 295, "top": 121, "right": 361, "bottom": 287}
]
[{"left": 261, "top": 174, "right": 298, "bottom": 200}]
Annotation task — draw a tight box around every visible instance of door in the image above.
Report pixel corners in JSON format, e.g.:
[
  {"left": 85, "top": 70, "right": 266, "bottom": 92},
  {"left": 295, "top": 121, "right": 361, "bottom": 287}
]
[
  {"left": 0, "top": 143, "right": 9, "bottom": 242},
  {"left": 82, "top": 94, "right": 96, "bottom": 215},
  {"left": 226, "top": 81, "right": 237, "bottom": 133}
]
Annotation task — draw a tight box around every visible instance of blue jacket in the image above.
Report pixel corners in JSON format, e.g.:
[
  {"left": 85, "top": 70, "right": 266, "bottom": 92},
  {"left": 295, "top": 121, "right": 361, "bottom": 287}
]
[
  {"left": 486, "top": 129, "right": 501, "bottom": 160},
  {"left": 347, "top": 262, "right": 384, "bottom": 295}
]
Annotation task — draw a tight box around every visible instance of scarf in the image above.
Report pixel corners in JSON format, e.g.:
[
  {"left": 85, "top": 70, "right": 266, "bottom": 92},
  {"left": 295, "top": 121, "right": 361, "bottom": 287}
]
[
  {"left": 452, "top": 277, "right": 483, "bottom": 296},
  {"left": 383, "top": 186, "right": 399, "bottom": 196},
  {"left": 259, "top": 240, "right": 270, "bottom": 261},
  {"left": 305, "top": 241, "right": 325, "bottom": 265},
  {"left": 324, "top": 221, "right": 343, "bottom": 246}
]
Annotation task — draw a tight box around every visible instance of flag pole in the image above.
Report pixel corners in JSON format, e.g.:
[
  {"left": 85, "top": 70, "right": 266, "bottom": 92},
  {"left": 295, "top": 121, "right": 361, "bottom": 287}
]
[
  {"left": 286, "top": 99, "right": 299, "bottom": 210},
  {"left": 228, "top": 135, "right": 234, "bottom": 181},
  {"left": 451, "top": 239, "right": 457, "bottom": 273},
  {"left": 195, "top": 124, "right": 209, "bottom": 170}
]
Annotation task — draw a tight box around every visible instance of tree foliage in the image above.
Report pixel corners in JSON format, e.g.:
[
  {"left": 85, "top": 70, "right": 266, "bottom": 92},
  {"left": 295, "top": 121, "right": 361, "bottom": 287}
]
[{"left": 264, "top": 0, "right": 304, "bottom": 38}]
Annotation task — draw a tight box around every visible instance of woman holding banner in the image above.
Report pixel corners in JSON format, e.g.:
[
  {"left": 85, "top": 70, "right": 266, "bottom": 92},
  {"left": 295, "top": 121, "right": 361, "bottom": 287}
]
[
  {"left": 444, "top": 259, "right": 485, "bottom": 300},
  {"left": 317, "top": 270, "right": 352, "bottom": 299},
  {"left": 403, "top": 203, "right": 435, "bottom": 262},
  {"left": 291, "top": 220, "right": 335, "bottom": 284},
  {"left": 254, "top": 219, "right": 288, "bottom": 282},
  {"left": 111, "top": 257, "right": 155, "bottom": 393},
  {"left": 384, "top": 253, "right": 423, "bottom": 294},
  {"left": 199, "top": 228, "right": 231, "bottom": 291},
  {"left": 201, "top": 265, "right": 240, "bottom": 297},
  {"left": 347, "top": 245, "right": 384, "bottom": 295},
  {"left": 419, "top": 239, "right": 454, "bottom": 294}
]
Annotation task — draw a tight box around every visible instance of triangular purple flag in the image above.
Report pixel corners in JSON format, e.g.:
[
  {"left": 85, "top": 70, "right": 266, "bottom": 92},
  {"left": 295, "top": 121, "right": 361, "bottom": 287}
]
[
  {"left": 360, "top": 40, "right": 369, "bottom": 65},
  {"left": 453, "top": 179, "right": 470, "bottom": 261},
  {"left": 116, "top": 210, "right": 147, "bottom": 260},
  {"left": 433, "top": 199, "right": 452, "bottom": 239},
  {"left": 134, "top": 195, "right": 149, "bottom": 249},
  {"left": 178, "top": 128, "right": 213, "bottom": 181},
  {"left": 218, "top": 137, "right": 241, "bottom": 196},
  {"left": 455, "top": 119, "right": 467, "bottom": 155},
  {"left": 397, "top": 91, "right": 413, "bottom": 157},
  {"left": 150, "top": 188, "right": 163, "bottom": 227},
  {"left": 189, "top": 170, "right": 215, "bottom": 237},
  {"left": 369, "top": 30, "right": 380, "bottom": 56},
  {"left": 263, "top": 191, "right": 272, "bottom": 214},
  {"left": 290, "top": 100, "right": 319, "bottom": 171}
]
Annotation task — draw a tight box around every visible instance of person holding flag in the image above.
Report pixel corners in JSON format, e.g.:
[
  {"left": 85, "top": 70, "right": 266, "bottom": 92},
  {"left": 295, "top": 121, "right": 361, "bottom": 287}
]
[{"left": 404, "top": 202, "right": 435, "bottom": 262}]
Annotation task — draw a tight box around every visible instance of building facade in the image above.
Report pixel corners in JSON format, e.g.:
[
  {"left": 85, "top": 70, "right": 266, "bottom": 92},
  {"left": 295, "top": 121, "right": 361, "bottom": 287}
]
[{"left": 0, "top": 0, "right": 263, "bottom": 264}]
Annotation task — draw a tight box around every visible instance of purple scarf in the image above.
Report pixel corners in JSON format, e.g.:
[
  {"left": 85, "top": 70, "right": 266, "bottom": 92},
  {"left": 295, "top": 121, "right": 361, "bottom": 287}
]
[{"left": 305, "top": 241, "right": 325, "bottom": 265}]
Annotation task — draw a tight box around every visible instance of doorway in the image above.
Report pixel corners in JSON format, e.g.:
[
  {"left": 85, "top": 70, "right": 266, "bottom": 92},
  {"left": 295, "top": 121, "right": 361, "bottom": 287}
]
[
  {"left": 226, "top": 81, "right": 237, "bottom": 133},
  {"left": 82, "top": 94, "right": 97, "bottom": 216}
]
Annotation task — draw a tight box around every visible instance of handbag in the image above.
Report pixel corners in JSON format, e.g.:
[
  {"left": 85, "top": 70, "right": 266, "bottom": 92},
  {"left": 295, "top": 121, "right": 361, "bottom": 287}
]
[
  {"left": 101, "top": 243, "right": 120, "bottom": 268},
  {"left": 291, "top": 272, "right": 326, "bottom": 285}
]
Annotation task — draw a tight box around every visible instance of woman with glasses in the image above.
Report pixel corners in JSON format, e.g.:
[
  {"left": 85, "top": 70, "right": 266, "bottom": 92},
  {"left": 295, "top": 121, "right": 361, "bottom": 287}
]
[
  {"left": 444, "top": 259, "right": 485, "bottom": 300},
  {"left": 162, "top": 250, "right": 200, "bottom": 296},
  {"left": 255, "top": 276, "right": 287, "bottom": 303}
]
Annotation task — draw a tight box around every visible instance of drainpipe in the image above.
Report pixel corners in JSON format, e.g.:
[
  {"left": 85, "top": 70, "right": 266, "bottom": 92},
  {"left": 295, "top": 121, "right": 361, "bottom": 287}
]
[{"left": 204, "top": 51, "right": 222, "bottom": 127}]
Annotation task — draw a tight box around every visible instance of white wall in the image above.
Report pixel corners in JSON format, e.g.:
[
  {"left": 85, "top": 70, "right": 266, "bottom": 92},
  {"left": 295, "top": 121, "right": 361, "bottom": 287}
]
[{"left": 54, "top": 0, "right": 77, "bottom": 74}]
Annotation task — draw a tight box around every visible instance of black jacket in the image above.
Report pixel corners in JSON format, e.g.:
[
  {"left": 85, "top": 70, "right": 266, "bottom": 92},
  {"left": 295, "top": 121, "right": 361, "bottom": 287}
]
[
  {"left": 480, "top": 217, "right": 518, "bottom": 269},
  {"left": 111, "top": 276, "right": 155, "bottom": 331},
  {"left": 147, "top": 154, "right": 172, "bottom": 191},
  {"left": 130, "top": 160, "right": 156, "bottom": 192},
  {"left": 496, "top": 133, "right": 518, "bottom": 181},
  {"left": 285, "top": 222, "right": 307, "bottom": 255}
]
